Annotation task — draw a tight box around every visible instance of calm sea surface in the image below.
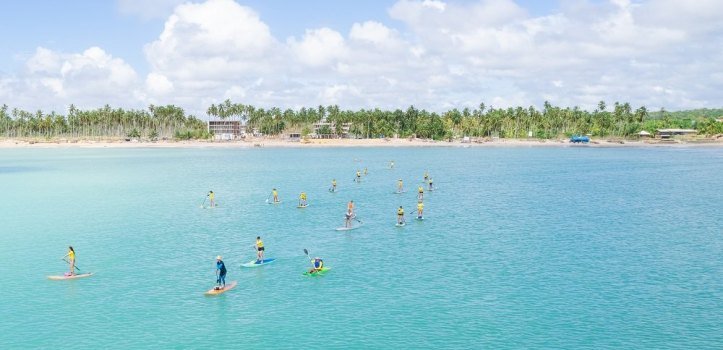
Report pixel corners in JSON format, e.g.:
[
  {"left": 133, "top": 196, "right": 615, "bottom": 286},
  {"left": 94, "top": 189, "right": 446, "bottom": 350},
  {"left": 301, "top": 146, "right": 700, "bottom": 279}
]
[{"left": 0, "top": 147, "right": 721, "bottom": 349}]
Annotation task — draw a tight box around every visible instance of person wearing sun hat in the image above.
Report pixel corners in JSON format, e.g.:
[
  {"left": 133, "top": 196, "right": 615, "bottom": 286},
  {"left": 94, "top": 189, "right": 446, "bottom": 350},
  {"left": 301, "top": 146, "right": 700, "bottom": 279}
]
[{"left": 215, "top": 256, "right": 227, "bottom": 290}]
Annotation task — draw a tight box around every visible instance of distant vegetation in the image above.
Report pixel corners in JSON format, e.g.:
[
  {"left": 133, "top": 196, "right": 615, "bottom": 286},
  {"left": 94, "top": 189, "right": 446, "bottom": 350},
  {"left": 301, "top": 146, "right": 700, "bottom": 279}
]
[{"left": 1, "top": 100, "right": 722, "bottom": 140}]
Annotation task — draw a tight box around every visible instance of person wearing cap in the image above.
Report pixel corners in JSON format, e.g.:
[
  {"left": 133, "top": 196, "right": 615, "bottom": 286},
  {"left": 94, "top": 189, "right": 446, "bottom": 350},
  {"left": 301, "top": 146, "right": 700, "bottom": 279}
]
[
  {"left": 255, "top": 236, "right": 265, "bottom": 262},
  {"left": 397, "top": 179, "right": 404, "bottom": 193},
  {"left": 308, "top": 257, "right": 324, "bottom": 274},
  {"left": 272, "top": 188, "right": 279, "bottom": 203},
  {"left": 215, "top": 256, "right": 227, "bottom": 290}
]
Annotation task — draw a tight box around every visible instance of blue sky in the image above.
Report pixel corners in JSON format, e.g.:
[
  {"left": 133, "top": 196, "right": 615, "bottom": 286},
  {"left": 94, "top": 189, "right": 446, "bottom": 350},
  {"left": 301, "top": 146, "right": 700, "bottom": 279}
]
[{"left": 0, "top": 0, "right": 720, "bottom": 114}]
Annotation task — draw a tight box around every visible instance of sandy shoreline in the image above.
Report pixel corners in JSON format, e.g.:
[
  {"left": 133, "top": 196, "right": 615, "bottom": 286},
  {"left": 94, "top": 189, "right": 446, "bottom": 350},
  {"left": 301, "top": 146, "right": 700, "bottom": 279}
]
[{"left": 1, "top": 138, "right": 722, "bottom": 149}]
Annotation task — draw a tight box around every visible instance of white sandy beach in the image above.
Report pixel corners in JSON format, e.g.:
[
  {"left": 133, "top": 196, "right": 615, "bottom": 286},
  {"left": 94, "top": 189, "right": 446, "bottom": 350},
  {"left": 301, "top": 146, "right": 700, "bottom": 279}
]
[{"left": 1, "top": 137, "right": 721, "bottom": 149}]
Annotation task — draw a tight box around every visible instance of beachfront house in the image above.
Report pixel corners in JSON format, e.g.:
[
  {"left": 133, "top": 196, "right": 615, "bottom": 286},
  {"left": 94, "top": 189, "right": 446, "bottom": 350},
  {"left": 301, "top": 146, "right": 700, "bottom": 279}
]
[
  {"left": 656, "top": 129, "right": 697, "bottom": 139},
  {"left": 208, "top": 120, "right": 245, "bottom": 140},
  {"left": 311, "top": 121, "right": 352, "bottom": 139}
]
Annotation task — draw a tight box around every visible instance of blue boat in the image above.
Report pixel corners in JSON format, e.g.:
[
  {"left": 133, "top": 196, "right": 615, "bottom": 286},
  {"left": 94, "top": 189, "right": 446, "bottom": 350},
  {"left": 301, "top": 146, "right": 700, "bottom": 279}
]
[{"left": 570, "top": 135, "right": 590, "bottom": 143}]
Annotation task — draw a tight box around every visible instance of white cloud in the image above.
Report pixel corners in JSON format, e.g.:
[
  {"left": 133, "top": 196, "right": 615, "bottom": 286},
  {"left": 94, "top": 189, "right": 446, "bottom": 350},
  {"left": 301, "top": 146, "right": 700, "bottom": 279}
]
[
  {"left": 288, "top": 28, "right": 348, "bottom": 67},
  {"left": 3, "top": 0, "right": 723, "bottom": 114},
  {"left": 145, "top": 72, "right": 173, "bottom": 95}
]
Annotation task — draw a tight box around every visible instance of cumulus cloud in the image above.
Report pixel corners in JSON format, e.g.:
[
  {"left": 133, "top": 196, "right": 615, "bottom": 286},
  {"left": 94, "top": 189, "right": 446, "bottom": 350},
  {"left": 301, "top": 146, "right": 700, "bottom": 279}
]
[
  {"left": 3, "top": 0, "right": 723, "bottom": 114},
  {"left": 1, "top": 46, "right": 139, "bottom": 111}
]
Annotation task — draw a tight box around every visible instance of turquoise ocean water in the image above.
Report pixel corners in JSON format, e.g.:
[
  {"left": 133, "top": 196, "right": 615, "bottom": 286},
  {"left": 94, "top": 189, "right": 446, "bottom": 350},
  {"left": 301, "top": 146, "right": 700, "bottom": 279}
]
[{"left": 0, "top": 147, "right": 721, "bottom": 349}]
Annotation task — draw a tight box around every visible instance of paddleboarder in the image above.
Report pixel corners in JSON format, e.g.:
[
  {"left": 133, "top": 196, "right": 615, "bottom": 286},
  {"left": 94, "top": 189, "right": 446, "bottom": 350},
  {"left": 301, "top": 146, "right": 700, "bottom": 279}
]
[
  {"left": 255, "top": 236, "right": 265, "bottom": 262},
  {"left": 62, "top": 246, "right": 76, "bottom": 276},
  {"left": 208, "top": 190, "right": 215, "bottom": 208},
  {"left": 215, "top": 256, "right": 227, "bottom": 290},
  {"left": 397, "top": 206, "right": 405, "bottom": 225},
  {"left": 299, "top": 192, "right": 307, "bottom": 207}
]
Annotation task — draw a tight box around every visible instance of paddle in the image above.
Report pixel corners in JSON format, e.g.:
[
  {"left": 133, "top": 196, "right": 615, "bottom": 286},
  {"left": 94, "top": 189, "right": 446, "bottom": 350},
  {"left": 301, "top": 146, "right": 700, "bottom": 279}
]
[
  {"left": 61, "top": 258, "right": 81, "bottom": 272},
  {"left": 265, "top": 192, "right": 272, "bottom": 203},
  {"left": 200, "top": 196, "right": 207, "bottom": 208}
]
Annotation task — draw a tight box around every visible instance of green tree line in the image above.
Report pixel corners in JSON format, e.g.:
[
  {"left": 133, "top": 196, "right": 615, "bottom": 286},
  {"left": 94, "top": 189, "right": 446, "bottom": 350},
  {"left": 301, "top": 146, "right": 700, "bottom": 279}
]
[
  {"left": 0, "top": 104, "right": 210, "bottom": 140},
  {"left": 2, "top": 100, "right": 722, "bottom": 140}
]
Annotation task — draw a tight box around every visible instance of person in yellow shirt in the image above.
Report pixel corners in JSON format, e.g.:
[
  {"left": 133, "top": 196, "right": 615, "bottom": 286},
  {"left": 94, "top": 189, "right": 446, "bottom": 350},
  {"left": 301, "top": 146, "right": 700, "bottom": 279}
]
[
  {"left": 255, "top": 236, "right": 265, "bottom": 262},
  {"left": 363, "top": 167, "right": 368, "bottom": 176},
  {"left": 397, "top": 179, "right": 404, "bottom": 193},
  {"left": 272, "top": 188, "right": 279, "bottom": 203},
  {"left": 397, "top": 206, "right": 405, "bottom": 225},
  {"left": 417, "top": 202, "right": 424, "bottom": 219},
  {"left": 62, "top": 246, "right": 76, "bottom": 276},
  {"left": 330, "top": 179, "right": 337, "bottom": 192},
  {"left": 355, "top": 170, "right": 362, "bottom": 182},
  {"left": 299, "top": 192, "right": 308, "bottom": 207},
  {"left": 423, "top": 170, "right": 429, "bottom": 182},
  {"left": 207, "top": 191, "right": 215, "bottom": 208},
  {"left": 417, "top": 186, "right": 424, "bottom": 201}
]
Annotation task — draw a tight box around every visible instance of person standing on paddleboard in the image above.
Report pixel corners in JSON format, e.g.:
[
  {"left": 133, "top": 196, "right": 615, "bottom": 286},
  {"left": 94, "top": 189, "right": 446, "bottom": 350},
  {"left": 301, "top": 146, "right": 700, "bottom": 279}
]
[
  {"left": 397, "top": 206, "right": 405, "bottom": 225},
  {"left": 424, "top": 170, "right": 429, "bottom": 182},
  {"left": 309, "top": 257, "right": 324, "bottom": 274},
  {"left": 417, "top": 186, "right": 424, "bottom": 201},
  {"left": 345, "top": 208, "right": 353, "bottom": 228},
  {"left": 299, "top": 192, "right": 307, "bottom": 207},
  {"left": 428, "top": 178, "right": 434, "bottom": 191},
  {"left": 272, "top": 188, "right": 279, "bottom": 203},
  {"left": 417, "top": 202, "right": 424, "bottom": 219},
  {"left": 347, "top": 200, "right": 355, "bottom": 217},
  {"left": 215, "top": 256, "right": 227, "bottom": 290},
  {"left": 208, "top": 191, "right": 215, "bottom": 208},
  {"left": 364, "top": 167, "right": 368, "bottom": 176},
  {"left": 331, "top": 179, "right": 337, "bottom": 192},
  {"left": 397, "top": 179, "right": 404, "bottom": 193},
  {"left": 356, "top": 170, "right": 361, "bottom": 182},
  {"left": 62, "top": 246, "right": 76, "bottom": 276},
  {"left": 255, "top": 237, "right": 265, "bottom": 262}
]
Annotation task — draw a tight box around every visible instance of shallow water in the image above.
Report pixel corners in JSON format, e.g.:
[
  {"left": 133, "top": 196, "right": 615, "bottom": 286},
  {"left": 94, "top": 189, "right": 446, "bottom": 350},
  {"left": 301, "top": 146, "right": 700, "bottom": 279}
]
[{"left": 0, "top": 147, "right": 721, "bottom": 349}]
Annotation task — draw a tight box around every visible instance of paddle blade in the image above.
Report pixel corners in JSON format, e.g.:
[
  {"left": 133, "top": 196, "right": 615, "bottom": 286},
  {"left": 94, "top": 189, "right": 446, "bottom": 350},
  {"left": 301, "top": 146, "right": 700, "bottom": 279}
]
[{"left": 303, "top": 249, "right": 309, "bottom": 255}]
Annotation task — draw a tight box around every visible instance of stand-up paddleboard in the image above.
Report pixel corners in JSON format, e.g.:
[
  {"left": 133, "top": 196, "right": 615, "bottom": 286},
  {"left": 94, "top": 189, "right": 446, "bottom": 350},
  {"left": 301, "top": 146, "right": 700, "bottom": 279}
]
[
  {"left": 241, "top": 258, "right": 276, "bottom": 268},
  {"left": 303, "top": 267, "right": 331, "bottom": 276},
  {"left": 203, "top": 205, "right": 221, "bottom": 209},
  {"left": 268, "top": 201, "right": 282, "bottom": 205},
  {"left": 336, "top": 223, "right": 362, "bottom": 231},
  {"left": 396, "top": 222, "right": 406, "bottom": 227},
  {"left": 393, "top": 190, "right": 407, "bottom": 194},
  {"left": 48, "top": 273, "right": 93, "bottom": 280},
  {"left": 416, "top": 216, "right": 424, "bottom": 221},
  {"left": 297, "top": 204, "right": 309, "bottom": 208},
  {"left": 205, "top": 281, "right": 238, "bottom": 295}
]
